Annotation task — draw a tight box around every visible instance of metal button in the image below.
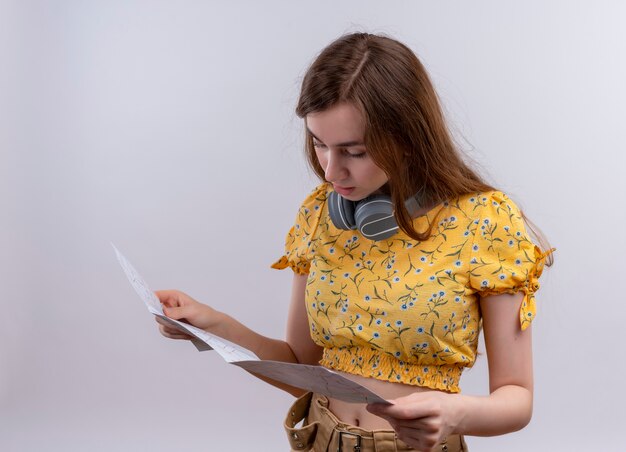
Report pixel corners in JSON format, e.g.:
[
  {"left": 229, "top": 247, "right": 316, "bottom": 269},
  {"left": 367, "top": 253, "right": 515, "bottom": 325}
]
[
  {"left": 442, "top": 445, "right": 448, "bottom": 451},
  {"left": 292, "top": 432, "right": 299, "bottom": 440},
  {"left": 296, "top": 443, "right": 304, "bottom": 449},
  {"left": 291, "top": 411, "right": 296, "bottom": 417}
]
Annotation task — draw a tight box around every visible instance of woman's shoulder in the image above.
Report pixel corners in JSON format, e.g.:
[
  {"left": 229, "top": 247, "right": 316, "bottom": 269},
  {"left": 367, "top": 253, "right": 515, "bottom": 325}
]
[
  {"left": 293, "top": 182, "right": 331, "bottom": 215},
  {"left": 449, "top": 190, "right": 524, "bottom": 221},
  {"left": 306, "top": 182, "right": 331, "bottom": 200}
]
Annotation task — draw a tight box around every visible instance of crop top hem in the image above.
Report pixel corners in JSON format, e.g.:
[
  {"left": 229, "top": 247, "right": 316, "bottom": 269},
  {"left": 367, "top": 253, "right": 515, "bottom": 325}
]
[{"left": 320, "top": 347, "right": 463, "bottom": 393}]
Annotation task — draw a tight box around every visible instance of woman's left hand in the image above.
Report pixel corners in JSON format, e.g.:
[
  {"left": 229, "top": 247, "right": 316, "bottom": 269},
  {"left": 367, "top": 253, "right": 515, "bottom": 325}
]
[{"left": 366, "top": 391, "right": 462, "bottom": 452}]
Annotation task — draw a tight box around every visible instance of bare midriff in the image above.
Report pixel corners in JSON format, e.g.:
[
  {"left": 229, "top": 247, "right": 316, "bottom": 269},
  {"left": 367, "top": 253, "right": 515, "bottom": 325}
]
[{"left": 328, "top": 370, "right": 445, "bottom": 430}]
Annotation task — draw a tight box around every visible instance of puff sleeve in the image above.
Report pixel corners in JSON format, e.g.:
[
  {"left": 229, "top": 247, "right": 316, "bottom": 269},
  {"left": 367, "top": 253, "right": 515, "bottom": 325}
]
[
  {"left": 271, "top": 184, "right": 328, "bottom": 275},
  {"left": 468, "top": 191, "right": 552, "bottom": 330}
]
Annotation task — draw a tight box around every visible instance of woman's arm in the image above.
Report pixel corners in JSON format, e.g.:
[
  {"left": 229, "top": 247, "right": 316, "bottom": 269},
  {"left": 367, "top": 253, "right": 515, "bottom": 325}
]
[
  {"left": 367, "top": 292, "right": 534, "bottom": 450},
  {"left": 156, "top": 273, "right": 323, "bottom": 396},
  {"left": 454, "top": 291, "right": 533, "bottom": 435}
]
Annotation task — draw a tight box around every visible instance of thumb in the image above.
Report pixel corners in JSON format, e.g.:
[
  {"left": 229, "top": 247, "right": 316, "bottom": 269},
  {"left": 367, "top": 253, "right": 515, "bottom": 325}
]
[{"left": 162, "top": 304, "right": 194, "bottom": 321}]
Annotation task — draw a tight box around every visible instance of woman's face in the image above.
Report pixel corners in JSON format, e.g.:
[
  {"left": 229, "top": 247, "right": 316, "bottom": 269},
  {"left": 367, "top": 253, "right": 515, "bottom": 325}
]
[{"left": 306, "top": 102, "right": 388, "bottom": 201}]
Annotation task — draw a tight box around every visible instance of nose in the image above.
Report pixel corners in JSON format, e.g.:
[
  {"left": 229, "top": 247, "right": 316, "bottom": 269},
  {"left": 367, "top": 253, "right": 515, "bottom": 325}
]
[{"left": 323, "top": 151, "right": 348, "bottom": 183}]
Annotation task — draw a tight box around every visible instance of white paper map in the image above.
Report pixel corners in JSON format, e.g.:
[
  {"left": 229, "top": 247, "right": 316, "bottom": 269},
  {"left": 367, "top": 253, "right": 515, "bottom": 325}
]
[{"left": 113, "top": 244, "right": 389, "bottom": 404}]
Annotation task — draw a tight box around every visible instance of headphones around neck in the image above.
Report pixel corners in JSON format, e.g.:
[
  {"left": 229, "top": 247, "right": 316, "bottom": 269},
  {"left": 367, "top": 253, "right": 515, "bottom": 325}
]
[{"left": 328, "top": 191, "right": 421, "bottom": 241}]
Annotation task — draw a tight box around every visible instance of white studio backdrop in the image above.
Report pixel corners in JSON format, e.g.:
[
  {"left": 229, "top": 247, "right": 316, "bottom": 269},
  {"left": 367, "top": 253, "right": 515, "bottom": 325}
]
[{"left": 1, "top": 1, "right": 625, "bottom": 451}]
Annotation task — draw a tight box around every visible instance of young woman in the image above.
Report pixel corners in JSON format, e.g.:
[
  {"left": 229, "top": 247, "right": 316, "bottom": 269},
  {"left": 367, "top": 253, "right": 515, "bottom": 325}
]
[{"left": 155, "top": 33, "right": 553, "bottom": 452}]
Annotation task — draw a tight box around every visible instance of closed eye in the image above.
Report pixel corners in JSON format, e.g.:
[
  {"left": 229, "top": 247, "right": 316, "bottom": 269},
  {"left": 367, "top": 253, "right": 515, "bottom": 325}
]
[{"left": 313, "top": 141, "right": 366, "bottom": 159}]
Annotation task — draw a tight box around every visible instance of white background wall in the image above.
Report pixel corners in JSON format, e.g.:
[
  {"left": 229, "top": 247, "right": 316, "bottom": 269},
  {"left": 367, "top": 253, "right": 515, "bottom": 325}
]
[{"left": 1, "top": 1, "right": 624, "bottom": 451}]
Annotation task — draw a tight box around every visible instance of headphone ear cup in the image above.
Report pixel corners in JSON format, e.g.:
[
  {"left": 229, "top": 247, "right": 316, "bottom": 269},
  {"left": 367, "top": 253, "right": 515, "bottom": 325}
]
[
  {"left": 354, "top": 195, "right": 399, "bottom": 240},
  {"left": 328, "top": 191, "right": 357, "bottom": 230}
]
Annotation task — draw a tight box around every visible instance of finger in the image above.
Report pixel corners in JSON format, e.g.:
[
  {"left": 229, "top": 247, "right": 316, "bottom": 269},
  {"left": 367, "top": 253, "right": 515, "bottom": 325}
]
[
  {"left": 154, "top": 290, "right": 184, "bottom": 307},
  {"left": 162, "top": 304, "right": 195, "bottom": 321},
  {"left": 154, "top": 316, "right": 191, "bottom": 336},
  {"left": 368, "top": 399, "right": 435, "bottom": 420},
  {"left": 393, "top": 418, "right": 438, "bottom": 435},
  {"left": 159, "top": 324, "right": 192, "bottom": 340}
]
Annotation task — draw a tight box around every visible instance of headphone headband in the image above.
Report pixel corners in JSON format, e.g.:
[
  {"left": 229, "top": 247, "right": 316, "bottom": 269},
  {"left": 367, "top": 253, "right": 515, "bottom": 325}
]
[{"left": 328, "top": 191, "right": 421, "bottom": 241}]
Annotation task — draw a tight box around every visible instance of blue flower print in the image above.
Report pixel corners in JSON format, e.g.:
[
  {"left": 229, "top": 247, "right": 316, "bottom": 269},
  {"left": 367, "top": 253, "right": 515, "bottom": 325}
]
[{"left": 417, "top": 326, "right": 424, "bottom": 334}]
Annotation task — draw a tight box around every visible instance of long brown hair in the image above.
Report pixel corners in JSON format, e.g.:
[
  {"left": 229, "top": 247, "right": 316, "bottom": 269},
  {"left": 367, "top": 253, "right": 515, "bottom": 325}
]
[{"left": 296, "top": 33, "right": 552, "bottom": 262}]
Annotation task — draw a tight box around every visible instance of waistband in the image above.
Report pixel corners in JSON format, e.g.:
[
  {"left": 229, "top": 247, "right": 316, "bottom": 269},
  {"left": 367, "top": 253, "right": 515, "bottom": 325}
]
[
  {"left": 321, "top": 347, "right": 464, "bottom": 393},
  {"left": 284, "top": 391, "right": 468, "bottom": 452}
]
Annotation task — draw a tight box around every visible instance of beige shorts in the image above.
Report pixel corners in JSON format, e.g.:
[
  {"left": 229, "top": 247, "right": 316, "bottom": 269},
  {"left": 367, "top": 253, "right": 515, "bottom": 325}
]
[{"left": 284, "top": 392, "right": 468, "bottom": 452}]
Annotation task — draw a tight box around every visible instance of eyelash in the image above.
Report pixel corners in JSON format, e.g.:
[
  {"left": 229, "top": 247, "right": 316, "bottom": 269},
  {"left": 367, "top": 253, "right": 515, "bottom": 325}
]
[{"left": 313, "top": 142, "right": 367, "bottom": 159}]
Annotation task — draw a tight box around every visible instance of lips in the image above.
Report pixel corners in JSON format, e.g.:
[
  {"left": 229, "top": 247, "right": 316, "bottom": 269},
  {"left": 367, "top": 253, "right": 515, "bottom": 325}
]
[{"left": 333, "top": 185, "right": 355, "bottom": 196}]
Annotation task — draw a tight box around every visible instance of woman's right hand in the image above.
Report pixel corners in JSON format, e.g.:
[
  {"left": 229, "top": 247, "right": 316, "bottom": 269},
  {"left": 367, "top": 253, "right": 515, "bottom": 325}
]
[{"left": 154, "top": 289, "right": 221, "bottom": 340}]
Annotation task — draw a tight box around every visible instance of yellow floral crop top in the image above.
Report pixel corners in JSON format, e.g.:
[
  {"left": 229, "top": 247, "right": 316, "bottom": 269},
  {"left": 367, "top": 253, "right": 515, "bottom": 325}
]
[{"left": 272, "top": 183, "right": 550, "bottom": 393}]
